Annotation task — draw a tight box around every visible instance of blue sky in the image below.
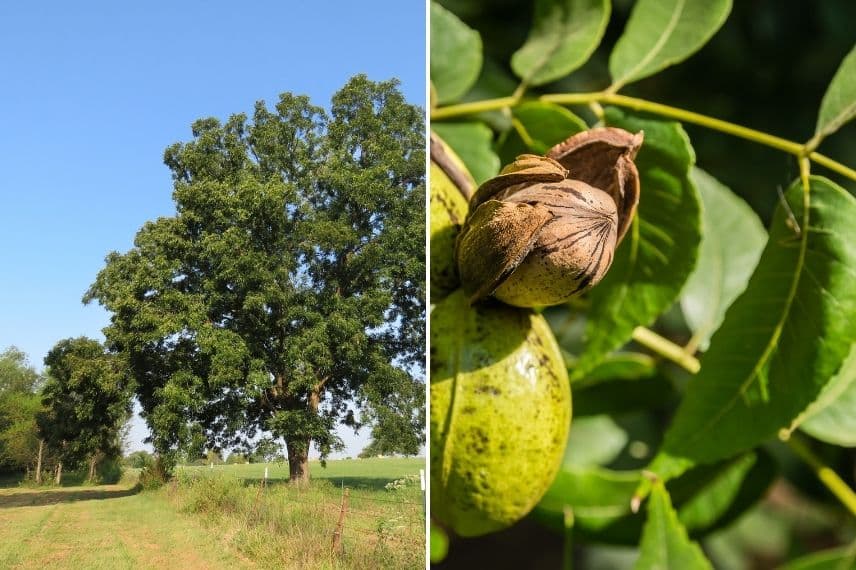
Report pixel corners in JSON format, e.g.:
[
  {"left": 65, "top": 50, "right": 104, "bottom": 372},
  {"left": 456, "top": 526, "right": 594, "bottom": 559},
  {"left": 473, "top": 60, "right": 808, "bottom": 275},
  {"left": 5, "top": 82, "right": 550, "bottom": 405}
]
[{"left": 0, "top": 1, "right": 426, "bottom": 456}]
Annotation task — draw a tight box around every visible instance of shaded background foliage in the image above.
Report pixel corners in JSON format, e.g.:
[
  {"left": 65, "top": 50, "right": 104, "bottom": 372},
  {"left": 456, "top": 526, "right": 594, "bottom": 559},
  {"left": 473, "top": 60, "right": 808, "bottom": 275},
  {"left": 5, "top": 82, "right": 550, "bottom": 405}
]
[
  {"left": 432, "top": 0, "right": 856, "bottom": 568},
  {"left": 439, "top": 0, "right": 856, "bottom": 216}
]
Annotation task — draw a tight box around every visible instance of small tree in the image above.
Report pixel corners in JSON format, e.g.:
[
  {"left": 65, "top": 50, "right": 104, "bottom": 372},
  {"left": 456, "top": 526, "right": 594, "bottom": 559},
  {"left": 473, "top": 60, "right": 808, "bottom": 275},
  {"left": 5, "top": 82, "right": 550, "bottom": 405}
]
[
  {"left": 40, "top": 337, "right": 131, "bottom": 483},
  {"left": 0, "top": 347, "right": 45, "bottom": 479},
  {"left": 125, "top": 450, "right": 154, "bottom": 469}
]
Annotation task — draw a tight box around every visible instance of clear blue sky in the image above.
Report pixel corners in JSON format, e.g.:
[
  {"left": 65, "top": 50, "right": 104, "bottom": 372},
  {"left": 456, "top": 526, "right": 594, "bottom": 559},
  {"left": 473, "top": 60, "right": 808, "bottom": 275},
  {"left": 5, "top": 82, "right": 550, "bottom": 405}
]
[{"left": 0, "top": 1, "right": 426, "bottom": 456}]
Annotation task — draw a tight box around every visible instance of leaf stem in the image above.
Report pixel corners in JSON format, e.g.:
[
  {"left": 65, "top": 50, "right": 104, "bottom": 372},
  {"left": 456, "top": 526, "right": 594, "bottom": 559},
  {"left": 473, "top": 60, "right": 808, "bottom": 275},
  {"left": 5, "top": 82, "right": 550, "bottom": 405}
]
[
  {"left": 431, "top": 96, "right": 521, "bottom": 120},
  {"left": 562, "top": 506, "right": 574, "bottom": 570},
  {"left": 784, "top": 433, "right": 856, "bottom": 518},
  {"left": 432, "top": 92, "right": 856, "bottom": 184},
  {"left": 631, "top": 327, "right": 700, "bottom": 374}
]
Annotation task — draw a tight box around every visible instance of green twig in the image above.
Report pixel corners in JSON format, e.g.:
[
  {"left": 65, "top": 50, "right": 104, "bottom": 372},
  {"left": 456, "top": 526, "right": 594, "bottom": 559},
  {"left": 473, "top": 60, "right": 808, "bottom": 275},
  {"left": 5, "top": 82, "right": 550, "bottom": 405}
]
[
  {"left": 631, "top": 327, "right": 700, "bottom": 374},
  {"left": 431, "top": 96, "right": 521, "bottom": 120},
  {"left": 783, "top": 433, "right": 856, "bottom": 518},
  {"left": 431, "top": 92, "right": 856, "bottom": 184},
  {"left": 562, "top": 506, "right": 574, "bottom": 570}
]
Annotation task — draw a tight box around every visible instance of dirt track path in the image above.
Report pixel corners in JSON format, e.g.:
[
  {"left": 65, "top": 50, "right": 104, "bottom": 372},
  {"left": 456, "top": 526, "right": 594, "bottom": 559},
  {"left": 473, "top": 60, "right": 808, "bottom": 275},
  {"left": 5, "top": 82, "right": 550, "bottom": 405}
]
[{"left": 0, "top": 483, "right": 256, "bottom": 569}]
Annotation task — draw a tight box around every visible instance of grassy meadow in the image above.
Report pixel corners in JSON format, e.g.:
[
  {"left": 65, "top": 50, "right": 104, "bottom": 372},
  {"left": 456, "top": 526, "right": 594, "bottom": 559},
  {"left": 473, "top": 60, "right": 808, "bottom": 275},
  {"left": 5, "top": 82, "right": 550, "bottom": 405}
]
[{"left": 0, "top": 457, "right": 425, "bottom": 569}]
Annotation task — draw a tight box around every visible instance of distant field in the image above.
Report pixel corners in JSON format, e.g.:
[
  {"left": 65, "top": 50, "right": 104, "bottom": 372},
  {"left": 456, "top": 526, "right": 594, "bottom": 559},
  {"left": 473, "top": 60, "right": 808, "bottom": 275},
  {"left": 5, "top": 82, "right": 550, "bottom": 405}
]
[
  {"left": 182, "top": 456, "right": 425, "bottom": 488},
  {"left": 0, "top": 458, "right": 425, "bottom": 569}
]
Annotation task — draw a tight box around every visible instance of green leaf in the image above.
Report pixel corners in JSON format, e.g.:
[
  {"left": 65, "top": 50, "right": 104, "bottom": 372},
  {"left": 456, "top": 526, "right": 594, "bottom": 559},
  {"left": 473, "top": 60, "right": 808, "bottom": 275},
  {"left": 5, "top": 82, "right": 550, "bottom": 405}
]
[
  {"left": 609, "top": 0, "right": 732, "bottom": 89},
  {"left": 681, "top": 168, "right": 767, "bottom": 351},
  {"left": 779, "top": 543, "right": 856, "bottom": 570},
  {"left": 815, "top": 43, "right": 856, "bottom": 143},
  {"left": 511, "top": 0, "right": 610, "bottom": 86},
  {"left": 791, "top": 343, "right": 856, "bottom": 447},
  {"left": 498, "top": 101, "right": 588, "bottom": 164},
  {"left": 573, "top": 376, "right": 677, "bottom": 417},
  {"left": 534, "top": 451, "right": 773, "bottom": 546},
  {"left": 635, "top": 482, "right": 712, "bottom": 570},
  {"left": 573, "top": 108, "right": 701, "bottom": 379},
  {"left": 430, "top": 521, "right": 450, "bottom": 563},
  {"left": 581, "top": 352, "right": 657, "bottom": 384},
  {"left": 670, "top": 451, "right": 775, "bottom": 535},
  {"left": 562, "top": 415, "right": 629, "bottom": 467},
  {"left": 647, "top": 176, "right": 856, "bottom": 485},
  {"left": 431, "top": 122, "right": 500, "bottom": 186},
  {"left": 535, "top": 466, "right": 641, "bottom": 537},
  {"left": 431, "top": 2, "right": 483, "bottom": 104}
]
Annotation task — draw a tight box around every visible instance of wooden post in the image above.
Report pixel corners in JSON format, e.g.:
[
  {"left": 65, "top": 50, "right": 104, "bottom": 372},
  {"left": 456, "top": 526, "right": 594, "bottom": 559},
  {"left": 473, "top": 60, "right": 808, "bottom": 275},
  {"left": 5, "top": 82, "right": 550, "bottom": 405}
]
[
  {"left": 418, "top": 469, "right": 426, "bottom": 536},
  {"left": 35, "top": 439, "right": 44, "bottom": 485},
  {"left": 331, "top": 487, "right": 350, "bottom": 554}
]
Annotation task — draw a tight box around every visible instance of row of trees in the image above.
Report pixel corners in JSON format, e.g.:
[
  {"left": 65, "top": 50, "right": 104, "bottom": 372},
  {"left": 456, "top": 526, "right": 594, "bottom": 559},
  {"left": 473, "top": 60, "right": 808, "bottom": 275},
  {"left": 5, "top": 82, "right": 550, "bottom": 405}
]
[{"left": 0, "top": 343, "right": 129, "bottom": 484}]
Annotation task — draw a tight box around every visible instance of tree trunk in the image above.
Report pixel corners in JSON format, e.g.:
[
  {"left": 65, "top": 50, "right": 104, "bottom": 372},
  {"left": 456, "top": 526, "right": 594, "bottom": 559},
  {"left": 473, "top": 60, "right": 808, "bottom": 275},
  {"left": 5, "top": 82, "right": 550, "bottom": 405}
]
[
  {"left": 287, "top": 441, "right": 310, "bottom": 484},
  {"left": 54, "top": 461, "right": 62, "bottom": 485},
  {"left": 35, "top": 439, "right": 44, "bottom": 485},
  {"left": 284, "top": 385, "right": 323, "bottom": 484},
  {"left": 87, "top": 455, "right": 97, "bottom": 483}
]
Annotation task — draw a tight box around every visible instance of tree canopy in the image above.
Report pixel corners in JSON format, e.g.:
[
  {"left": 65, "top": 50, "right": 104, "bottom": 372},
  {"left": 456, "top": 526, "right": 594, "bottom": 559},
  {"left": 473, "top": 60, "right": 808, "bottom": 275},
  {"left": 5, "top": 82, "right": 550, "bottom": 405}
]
[
  {"left": 40, "top": 337, "right": 131, "bottom": 481},
  {"left": 0, "top": 347, "right": 44, "bottom": 474},
  {"left": 85, "top": 75, "right": 425, "bottom": 482}
]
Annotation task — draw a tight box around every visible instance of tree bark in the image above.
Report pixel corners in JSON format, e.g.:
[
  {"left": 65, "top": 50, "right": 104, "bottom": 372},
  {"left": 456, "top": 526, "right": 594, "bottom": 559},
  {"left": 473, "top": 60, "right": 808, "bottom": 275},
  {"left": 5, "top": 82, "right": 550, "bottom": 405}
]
[
  {"left": 87, "top": 455, "right": 97, "bottom": 483},
  {"left": 54, "top": 461, "right": 62, "bottom": 485},
  {"left": 285, "top": 385, "right": 323, "bottom": 484},
  {"left": 287, "top": 441, "right": 310, "bottom": 484},
  {"left": 35, "top": 439, "right": 44, "bottom": 485}
]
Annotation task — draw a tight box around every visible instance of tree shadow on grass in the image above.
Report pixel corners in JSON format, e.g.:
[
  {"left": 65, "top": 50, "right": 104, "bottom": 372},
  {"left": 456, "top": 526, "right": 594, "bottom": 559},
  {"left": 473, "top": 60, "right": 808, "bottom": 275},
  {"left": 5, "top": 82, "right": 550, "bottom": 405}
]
[
  {"left": 0, "top": 483, "right": 142, "bottom": 509},
  {"left": 240, "top": 476, "right": 395, "bottom": 491}
]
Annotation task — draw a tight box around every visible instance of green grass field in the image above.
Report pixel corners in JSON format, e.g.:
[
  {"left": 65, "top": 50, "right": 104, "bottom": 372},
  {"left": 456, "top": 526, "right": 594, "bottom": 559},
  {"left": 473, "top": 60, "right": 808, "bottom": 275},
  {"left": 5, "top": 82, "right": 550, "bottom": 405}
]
[{"left": 0, "top": 457, "right": 425, "bottom": 569}]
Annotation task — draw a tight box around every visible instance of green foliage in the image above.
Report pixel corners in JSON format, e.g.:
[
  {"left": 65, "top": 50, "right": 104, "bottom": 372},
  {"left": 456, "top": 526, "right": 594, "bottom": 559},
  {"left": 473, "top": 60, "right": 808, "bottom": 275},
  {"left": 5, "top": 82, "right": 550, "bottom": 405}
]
[
  {"left": 793, "top": 344, "right": 856, "bottom": 447},
  {"left": 681, "top": 168, "right": 767, "bottom": 351},
  {"left": 779, "top": 544, "right": 856, "bottom": 570},
  {"left": 40, "top": 337, "right": 131, "bottom": 475},
  {"left": 635, "top": 482, "right": 712, "bottom": 570},
  {"left": 498, "top": 101, "right": 587, "bottom": 163},
  {"left": 431, "top": 2, "right": 482, "bottom": 104},
  {"left": 0, "top": 347, "right": 42, "bottom": 394},
  {"left": 138, "top": 456, "right": 170, "bottom": 490},
  {"left": 431, "top": 1, "right": 856, "bottom": 567},
  {"left": 0, "top": 392, "right": 42, "bottom": 473},
  {"left": 225, "top": 452, "right": 247, "bottom": 464},
  {"left": 510, "top": 0, "right": 610, "bottom": 87},
  {"left": 431, "top": 122, "right": 499, "bottom": 185},
  {"left": 0, "top": 348, "right": 44, "bottom": 473},
  {"left": 648, "top": 177, "right": 856, "bottom": 483},
  {"left": 608, "top": 0, "right": 733, "bottom": 89},
  {"left": 125, "top": 450, "right": 155, "bottom": 469},
  {"left": 814, "top": 43, "right": 856, "bottom": 143},
  {"left": 85, "top": 76, "right": 425, "bottom": 480}
]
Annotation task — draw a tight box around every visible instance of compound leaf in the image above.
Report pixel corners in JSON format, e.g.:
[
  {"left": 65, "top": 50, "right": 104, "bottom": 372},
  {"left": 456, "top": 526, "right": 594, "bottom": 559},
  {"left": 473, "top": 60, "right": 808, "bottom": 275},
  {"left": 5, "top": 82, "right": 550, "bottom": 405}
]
[{"left": 646, "top": 177, "right": 856, "bottom": 485}]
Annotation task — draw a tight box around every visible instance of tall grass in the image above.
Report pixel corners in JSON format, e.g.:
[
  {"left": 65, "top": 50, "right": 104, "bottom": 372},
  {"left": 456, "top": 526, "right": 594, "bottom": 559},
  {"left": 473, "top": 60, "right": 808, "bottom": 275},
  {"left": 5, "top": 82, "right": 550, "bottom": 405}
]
[{"left": 167, "top": 467, "right": 424, "bottom": 569}]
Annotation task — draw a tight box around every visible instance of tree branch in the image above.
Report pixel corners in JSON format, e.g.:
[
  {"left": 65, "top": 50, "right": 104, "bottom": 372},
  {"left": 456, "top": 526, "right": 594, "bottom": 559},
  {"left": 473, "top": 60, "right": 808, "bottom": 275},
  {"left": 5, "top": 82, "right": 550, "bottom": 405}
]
[{"left": 431, "top": 92, "right": 856, "bottom": 185}]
